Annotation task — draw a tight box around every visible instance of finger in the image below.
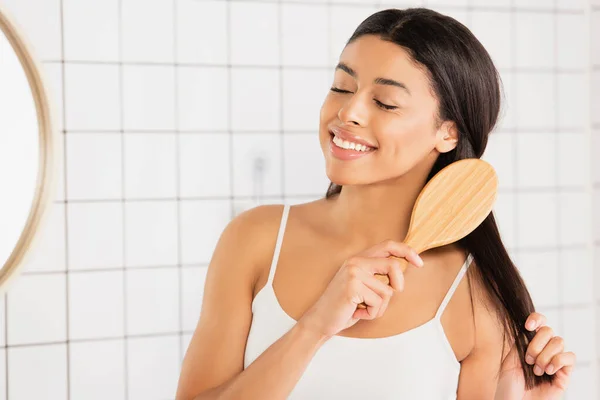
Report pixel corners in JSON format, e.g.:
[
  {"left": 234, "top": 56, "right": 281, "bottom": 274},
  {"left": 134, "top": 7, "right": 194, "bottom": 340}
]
[
  {"left": 385, "top": 258, "right": 405, "bottom": 292},
  {"left": 545, "top": 351, "right": 576, "bottom": 375},
  {"left": 525, "top": 312, "right": 547, "bottom": 332},
  {"left": 360, "top": 272, "right": 394, "bottom": 317},
  {"left": 352, "top": 284, "right": 382, "bottom": 320},
  {"left": 346, "top": 257, "right": 404, "bottom": 292},
  {"left": 525, "top": 326, "right": 554, "bottom": 365},
  {"left": 359, "top": 269, "right": 394, "bottom": 297},
  {"left": 532, "top": 336, "right": 564, "bottom": 376},
  {"left": 361, "top": 240, "right": 424, "bottom": 268}
]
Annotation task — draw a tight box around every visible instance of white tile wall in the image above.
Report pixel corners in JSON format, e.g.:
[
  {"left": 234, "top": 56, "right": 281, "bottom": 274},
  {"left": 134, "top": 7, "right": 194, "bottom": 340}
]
[
  {"left": 515, "top": 12, "right": 554, "bottom": 68},
  {"left": 179, "top": 133, "right": 231, "bottom": 197},
  {"left": 231, "top": 68, "right": 281, "bottom": 131},
  {"left": 7, "top": 275, "right": 66, "bottom": 346},
  {"left": 68, "top": 271, "right": 124, "bottom": 340},
  {"left": 127, "top": 336, "right": 180, "bottom": 400},
  {"left": 69, "top": 340, "right": 125, "bottom": 400},
  {"left": 177, "top": 67, "right": 229, "bottom": 131},
  {"left": 0, "top": 0, "right": 597, "bottom": 399},
  {"left": 558, "top": 74, "right": 586, "bottom": 129},
  {"left": 124, "top": 202, "right": 178, "bottom": 267},
  {"left": 8, "top": 344, "right": 68, "bottom": 399},
  {"left": 64, "top": 64, "right": 121, "bottom": 131},
  {"left": 122, "top": 0, "right": 174, "bottom": 63},
  {"left": 180, "top": 200, "right": 231, "bottom": 265},
  {"left": 181, "top": 266, "right": 208, "bottom": 332},
  {"left": 230, "top": 2, "right": 279, "bottom": 66},
  {"left": 62, "top": 0, "right": 119, "bottom": 62},
  {"left": 557, "top": 13, "right": 586, "bottom": 69},
  {"left": 122, "top": 65, "right": 176, "bottom": 131},
  {"left": 282, "top": 68, "right": 331, "bottom": 131},
  {"left": 20, "top": 203, "right": 66, "bottom": 272},
  {"left": 67, "top": 202, "right": 124, "bottom": 270},
  {"left": 66, "top": 133, "right": 122, "bottom": 200},
  {"left": 516, "top": 132, "right": 556, "bottom": 188},
  {"left": 281, "top": 3, "right": 329, "bottom": 67},
  {"left": 124, "top": 134, "right": 177, "bottom": 199},
  {"left": 470, "top": 10, "right": 512, "bottom": 69},
  {"left": 593, "top": 2, "right": 600, "bottom": 391},
  {"left": 515, "top": 72, "right": 556, "bottom": 130},
  {"left": 125, "top": 268, "right": 179, "bottom": 335},
  {"left": 0, "top": 349, "right": 5, "bottom": 400},
  {"left": 175, "top": 1, "right": 228, "bottom": 65}
]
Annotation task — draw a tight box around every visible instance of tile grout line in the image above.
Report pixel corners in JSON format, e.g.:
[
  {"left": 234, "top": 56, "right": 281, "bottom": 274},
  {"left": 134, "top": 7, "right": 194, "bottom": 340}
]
[
  {"left": 510, "top": 0, "right": 519, "bottom": 271},
  {"left": 54, "top": 126, "right": 591, "bottom": 134},
  {"left": 117, "top": 0, "right": 129, "bottom": 397},
  {"left": 4, "top": 290, "right": 7, "bottom": 400},
  {"left": 173, "top": 0, "right": 185, "bottom": 367},
  {"left": 59, "top": 0, "right": 71, "bottom": 398},
  {"left": 227, "top": 0, "right": 235, "bottom": 219},
  {"left": 38, "top": 58, "right": 589, "bottom": 74},
  {"left": 279, "top": 0, "right": 285, "bottom": 203},
  {"left": 584, "top": 0, "right": 600, "bottom": 394},
  {"left": 553, "top": 0, "right": 564, "bottom": 350}
]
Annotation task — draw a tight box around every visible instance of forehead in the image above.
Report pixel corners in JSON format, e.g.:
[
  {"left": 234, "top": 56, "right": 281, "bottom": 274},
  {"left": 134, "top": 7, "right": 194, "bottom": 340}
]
[{"left": 338, "top": 35, "right": 431, "bottom": 93}]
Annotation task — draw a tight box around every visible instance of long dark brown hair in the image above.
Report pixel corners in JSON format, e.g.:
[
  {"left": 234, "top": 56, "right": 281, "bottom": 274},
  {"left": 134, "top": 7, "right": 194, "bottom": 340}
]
[{"left": 325, "top": 8, "right": 551, "bottom": 388}]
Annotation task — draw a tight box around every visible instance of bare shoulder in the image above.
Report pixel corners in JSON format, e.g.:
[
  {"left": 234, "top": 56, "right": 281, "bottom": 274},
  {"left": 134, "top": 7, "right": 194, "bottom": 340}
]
[{"left": 218, "top": 204, "right": 289, "bottom": 282}]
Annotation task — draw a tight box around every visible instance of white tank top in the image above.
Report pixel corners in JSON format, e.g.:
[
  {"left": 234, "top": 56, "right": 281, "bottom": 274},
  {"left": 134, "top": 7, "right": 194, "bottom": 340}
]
[{"left": 244, "top": 204, "right": 474, "bottom": 399}]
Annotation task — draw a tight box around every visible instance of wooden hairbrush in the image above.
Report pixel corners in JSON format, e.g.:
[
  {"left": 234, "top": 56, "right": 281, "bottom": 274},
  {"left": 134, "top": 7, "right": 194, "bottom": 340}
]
[{"left": 357, "top": 158, "right": 498, "bottom": 309}]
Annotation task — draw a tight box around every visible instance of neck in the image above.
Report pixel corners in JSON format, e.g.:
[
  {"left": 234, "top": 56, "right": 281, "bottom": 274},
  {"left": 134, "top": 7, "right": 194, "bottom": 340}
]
[{"left": 329, "top": 163, "right": 435, "bottom": 248}]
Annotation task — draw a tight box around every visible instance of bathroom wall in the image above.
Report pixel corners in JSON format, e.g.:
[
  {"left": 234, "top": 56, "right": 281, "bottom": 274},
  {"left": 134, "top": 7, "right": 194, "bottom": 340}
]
[
  {"left": 0, "top": 0, "right": 596, "bottom": 399},
  {"left": 592, "top": 0, "right": 600, "bottom": 388}
]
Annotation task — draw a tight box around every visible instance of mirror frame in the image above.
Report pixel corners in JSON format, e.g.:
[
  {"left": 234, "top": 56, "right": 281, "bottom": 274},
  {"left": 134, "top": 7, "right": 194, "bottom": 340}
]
[{"left": 0, "top": 4, "right": 58, "bottom": 293}]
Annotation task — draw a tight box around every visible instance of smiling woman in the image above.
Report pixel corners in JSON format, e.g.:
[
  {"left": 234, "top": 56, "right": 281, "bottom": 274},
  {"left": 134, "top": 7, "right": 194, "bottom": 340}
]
[
  {"left": 176, "top": 7, "right": 575, "bottom": 400},
  {"left": 0, "top": 4, "right": 58, "bottom": 293}
]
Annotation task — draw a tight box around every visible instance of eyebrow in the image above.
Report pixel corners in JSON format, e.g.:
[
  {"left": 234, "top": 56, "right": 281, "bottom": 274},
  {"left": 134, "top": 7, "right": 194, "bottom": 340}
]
[{"left": 335, "top": 62, "right": 411, "bottom": 95}]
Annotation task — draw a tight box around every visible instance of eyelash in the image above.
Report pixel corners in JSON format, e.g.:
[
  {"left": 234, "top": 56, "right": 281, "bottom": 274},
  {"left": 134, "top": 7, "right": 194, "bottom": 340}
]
[{"left": 329, "top": 87, "right": 398, "bottom": 110}]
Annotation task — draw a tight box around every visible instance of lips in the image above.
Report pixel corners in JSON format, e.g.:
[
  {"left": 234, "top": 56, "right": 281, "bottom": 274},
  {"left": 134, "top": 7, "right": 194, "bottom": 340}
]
[
  {"left": 328, "top": 133, "right": 376, "bottom": 161},
  {"left": 328, "top": 125, "right": 377, "bottom": 149}
]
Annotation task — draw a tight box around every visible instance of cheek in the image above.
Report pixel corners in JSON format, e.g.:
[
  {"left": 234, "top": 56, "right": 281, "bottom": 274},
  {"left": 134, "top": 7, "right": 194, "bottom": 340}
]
[
  {"left": 319, "top": 94, "right": 338, "bottom": 123},
  {"left": 379, "top": 118, "right": 436, "bottom": 158}
]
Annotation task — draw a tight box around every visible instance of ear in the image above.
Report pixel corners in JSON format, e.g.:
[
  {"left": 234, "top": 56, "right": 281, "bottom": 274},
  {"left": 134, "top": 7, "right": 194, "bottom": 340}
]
[{"left": 435, "top": 120, "right": 459, "bottom": 154}]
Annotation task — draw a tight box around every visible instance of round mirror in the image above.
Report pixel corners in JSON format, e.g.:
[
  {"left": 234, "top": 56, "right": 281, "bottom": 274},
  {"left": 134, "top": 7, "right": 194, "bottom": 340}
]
[{"left": 0, "top": 4, "right": 57, "bottom": 292}]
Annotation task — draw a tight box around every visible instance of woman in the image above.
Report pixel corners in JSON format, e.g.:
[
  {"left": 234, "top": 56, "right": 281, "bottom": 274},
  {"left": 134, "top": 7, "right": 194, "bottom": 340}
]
[{"left": 176, "top": 8, "right": 576, "bottom": 399}]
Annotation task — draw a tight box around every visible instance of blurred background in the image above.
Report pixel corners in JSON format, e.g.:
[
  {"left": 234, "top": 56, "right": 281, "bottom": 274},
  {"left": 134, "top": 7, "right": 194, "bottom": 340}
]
[{"left": 0, "top": 0, "right": 598, "bottom": 399}]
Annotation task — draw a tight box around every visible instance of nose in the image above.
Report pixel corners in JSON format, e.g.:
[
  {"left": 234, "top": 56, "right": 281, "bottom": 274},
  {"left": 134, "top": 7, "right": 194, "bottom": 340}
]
[{"left": 337, "top": 93, "right": 367, "bottom": 127}]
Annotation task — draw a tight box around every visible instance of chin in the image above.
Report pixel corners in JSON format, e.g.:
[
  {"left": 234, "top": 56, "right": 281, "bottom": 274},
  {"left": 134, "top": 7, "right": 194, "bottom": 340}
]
[{"left": 325, "top": 165, "right": 367, "bottom": 186}]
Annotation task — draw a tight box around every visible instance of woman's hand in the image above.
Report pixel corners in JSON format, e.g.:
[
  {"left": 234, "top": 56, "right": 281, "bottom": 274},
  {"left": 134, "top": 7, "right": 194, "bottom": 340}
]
[
  {"left": 297, "top": 240, "right": 424, "bottom": 340},
  {"left": 497, "top": 312, "right": 576, "bottom": 400}
]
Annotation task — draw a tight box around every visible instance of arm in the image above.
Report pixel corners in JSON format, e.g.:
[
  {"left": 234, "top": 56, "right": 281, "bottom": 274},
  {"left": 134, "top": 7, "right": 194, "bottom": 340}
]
[
  {"left": 175, "top": 205, "right": 329, "bottom": 400},
  {"left": 455, "top": 278, "right": 509, "bottom": 400},
  {"left": 205, "top": 322, "right": 328, "bottom": 400}
]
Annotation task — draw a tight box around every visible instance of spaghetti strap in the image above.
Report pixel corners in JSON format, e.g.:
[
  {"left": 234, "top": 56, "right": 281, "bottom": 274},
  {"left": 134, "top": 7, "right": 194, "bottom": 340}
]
[
  {"left": 266, "top": 204, "right": 291, "bottom": 286},
  {"left": 434, "top": 253, "right": 474, "bottom": 319}
]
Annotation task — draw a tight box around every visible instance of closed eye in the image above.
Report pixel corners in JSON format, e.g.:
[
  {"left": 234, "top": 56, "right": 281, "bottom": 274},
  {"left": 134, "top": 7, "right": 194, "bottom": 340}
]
[
  {"left": 374, "top": 99, "right": 397, "bottom": 110},
  {"left": 329, "top": 87, "right": 398, "bottom": 111}
]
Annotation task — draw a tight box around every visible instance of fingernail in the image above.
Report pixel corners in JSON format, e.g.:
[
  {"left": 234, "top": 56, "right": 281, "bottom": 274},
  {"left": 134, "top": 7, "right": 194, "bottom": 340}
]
[
  {"left": 546, "top": 364, "right": 554, "bottom": 374},
  {"left": 526, "top": 320, "right": 536, "bottom": 330},
  {"left": 525, "top": 354, "right": 534, "bottom": 365},
  {"left": 417, "top": 257, "right": 424, "bottom": 267},
  {"left": 533, "top": 365, "right": 543, "bottom": 376}
]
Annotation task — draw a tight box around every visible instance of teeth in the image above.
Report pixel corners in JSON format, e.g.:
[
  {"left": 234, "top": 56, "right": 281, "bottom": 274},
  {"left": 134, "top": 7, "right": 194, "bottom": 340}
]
[{"left": 332, "top": 135, "right": 372, "bottom": 152}]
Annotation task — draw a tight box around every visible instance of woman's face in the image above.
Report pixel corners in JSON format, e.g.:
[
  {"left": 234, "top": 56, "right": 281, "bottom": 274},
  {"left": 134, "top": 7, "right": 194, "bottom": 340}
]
[{"left": 319, "top": 34, "right": 455, "bottom": 186}]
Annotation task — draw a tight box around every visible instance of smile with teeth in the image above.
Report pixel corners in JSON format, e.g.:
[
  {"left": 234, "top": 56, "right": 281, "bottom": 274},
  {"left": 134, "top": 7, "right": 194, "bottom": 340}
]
[{"left": 331, "top": 135, "right": 374, "bottom": 152}]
